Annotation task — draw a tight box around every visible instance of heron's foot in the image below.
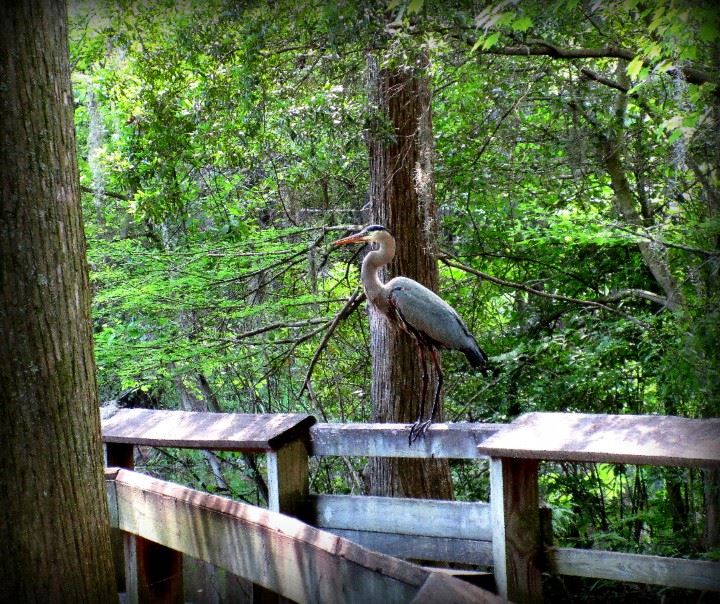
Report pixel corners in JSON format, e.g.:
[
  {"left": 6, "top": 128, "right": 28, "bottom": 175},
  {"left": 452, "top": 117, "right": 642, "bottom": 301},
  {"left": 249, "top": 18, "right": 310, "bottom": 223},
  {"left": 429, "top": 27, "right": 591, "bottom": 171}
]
[{"left": 408, "top": 419, "right": 432, "bottom": 445}]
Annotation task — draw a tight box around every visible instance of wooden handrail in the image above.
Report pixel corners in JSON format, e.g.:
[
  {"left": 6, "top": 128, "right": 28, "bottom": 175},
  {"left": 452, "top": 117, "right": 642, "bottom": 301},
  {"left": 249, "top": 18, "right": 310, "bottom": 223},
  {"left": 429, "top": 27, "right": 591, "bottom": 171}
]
[
  {"left": 478, "top": 412, "right": 720, "bottom": 603},
  {"left": 100, "top": 408, "right": 505, "bottom": 460},
  {"left": 102, "top": 408, "right": 316, "bottom": 452},
  {"left": 546, "top": 547, "right": 720, "bottom": 592},
  {"left": 477, "top": 412, "right": 720, "bottom": 467},
  {"left": 309, "top": 422, "right": 505, "bottom": 459},
  {"left": 105, "top": 468, "right": 502, "bottom": 604},
  {"left": 100, "top": 409, "right": 720, "bottom": 603}
]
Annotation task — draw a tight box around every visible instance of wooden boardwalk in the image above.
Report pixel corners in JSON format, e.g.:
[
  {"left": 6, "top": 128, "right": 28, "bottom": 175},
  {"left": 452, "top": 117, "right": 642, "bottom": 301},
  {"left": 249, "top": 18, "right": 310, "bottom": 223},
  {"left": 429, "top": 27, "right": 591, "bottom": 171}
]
[
  {"left": 101, "top": 408, "right": 720, "bottom": 603},
  {"left": 478, "top": 412, "right": 720, "bottom": 602}
]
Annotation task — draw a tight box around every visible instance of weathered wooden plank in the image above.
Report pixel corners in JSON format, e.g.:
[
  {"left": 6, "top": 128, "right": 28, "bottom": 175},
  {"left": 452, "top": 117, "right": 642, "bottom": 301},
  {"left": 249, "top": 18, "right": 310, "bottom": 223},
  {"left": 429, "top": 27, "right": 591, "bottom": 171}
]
[
  {"left": 328, "top": 529, "right": 494, "bottom": 566},
  {"left": 478, "top": 412, "right": 720, "bottom": 467},
  {"left": 110, "top": 465, "right": 184, "bottom": 604},
  {"left": 420, "top": 568, "right": 496, "bottom": 592},
  {"left": 301, "top": 494, "right": 491, "bottom": 541},
  {"left": 106, "top": 468, "right": 127, "bottom": 593},
  {"left": 102, "top": 409, "right": 316, "bottom": 452},
  {"left": 546, "top": 547, "right": 720, "bottom": 592},
  {"left": 267, "top": 439, "right": 309, "bottom": 515},
  {"left": 490, "top": 457, "right": 542, "bottom": 604},
  {"left": 309, "top": 422, "right": 505, "bottom": 459},
  {"left": 410, "top": 571, "right": 505, "bottom": 604},
  {"left": 184, "top": 557, "right": 253, "bottom": 604},
  {"left": 105, "top": 469, "right": 495, "bottom": 604},
  {"left": 264, "top": 440, "right": 311, "bottom": 604},
  {"left": 109, "top": 468, "right": 419, "bottom": 603}
]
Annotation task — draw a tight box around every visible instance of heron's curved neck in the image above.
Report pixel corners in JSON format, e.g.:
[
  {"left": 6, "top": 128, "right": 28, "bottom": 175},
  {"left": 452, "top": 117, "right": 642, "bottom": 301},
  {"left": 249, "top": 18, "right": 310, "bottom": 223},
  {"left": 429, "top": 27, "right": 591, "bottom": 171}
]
[{"left": 361, "top": 235, "right": 395, "bottom": 308}]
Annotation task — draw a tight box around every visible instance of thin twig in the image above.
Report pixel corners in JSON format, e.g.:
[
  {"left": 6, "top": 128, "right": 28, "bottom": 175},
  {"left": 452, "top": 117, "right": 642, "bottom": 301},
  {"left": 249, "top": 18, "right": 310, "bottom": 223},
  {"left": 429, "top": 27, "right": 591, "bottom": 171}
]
[
  {"left": 300, "top": 287, "right": 366, "bottom": 397},
  {"left": 440, "top": 253, "right": 651, "bottom": 328}
]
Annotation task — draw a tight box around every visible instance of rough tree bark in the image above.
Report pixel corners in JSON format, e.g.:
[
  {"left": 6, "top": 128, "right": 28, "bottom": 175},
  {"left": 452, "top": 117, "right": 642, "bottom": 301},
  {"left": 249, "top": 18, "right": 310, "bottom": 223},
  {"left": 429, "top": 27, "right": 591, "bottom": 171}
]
[
  {"left": 364, "top": 55, "right": 454, "bottom": 499},
  {"left": 0, "top": 1, "right": 117, "bottom": 601}
]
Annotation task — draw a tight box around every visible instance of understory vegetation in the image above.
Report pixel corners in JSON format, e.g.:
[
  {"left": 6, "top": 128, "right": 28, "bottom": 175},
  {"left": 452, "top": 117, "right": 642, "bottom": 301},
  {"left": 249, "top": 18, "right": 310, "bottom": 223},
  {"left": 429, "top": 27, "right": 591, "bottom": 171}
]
[{"left": 70, "top": 0, "right": 719, "bottom": 597}]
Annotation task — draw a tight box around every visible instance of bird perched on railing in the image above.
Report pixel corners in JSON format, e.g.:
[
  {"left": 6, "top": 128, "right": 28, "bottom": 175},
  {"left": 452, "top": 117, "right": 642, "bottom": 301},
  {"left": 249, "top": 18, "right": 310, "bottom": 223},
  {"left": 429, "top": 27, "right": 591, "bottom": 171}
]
[{"left": 333, "top": 225, "right": 488, "bottom": 444}]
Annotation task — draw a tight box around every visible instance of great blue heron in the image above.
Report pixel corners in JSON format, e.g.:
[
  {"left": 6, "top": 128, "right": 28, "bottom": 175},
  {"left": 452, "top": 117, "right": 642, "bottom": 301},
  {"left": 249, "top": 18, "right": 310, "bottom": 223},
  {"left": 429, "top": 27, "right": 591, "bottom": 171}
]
[{"left": 333, "top": 225, "right": 487, "bottom": 443}]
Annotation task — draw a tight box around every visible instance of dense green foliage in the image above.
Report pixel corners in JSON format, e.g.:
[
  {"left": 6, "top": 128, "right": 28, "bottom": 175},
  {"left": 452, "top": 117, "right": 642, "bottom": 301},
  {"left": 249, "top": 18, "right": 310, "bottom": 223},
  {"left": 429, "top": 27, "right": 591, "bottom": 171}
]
[{"left": 70, "top": 0, "right": 719, "bottom": 588}]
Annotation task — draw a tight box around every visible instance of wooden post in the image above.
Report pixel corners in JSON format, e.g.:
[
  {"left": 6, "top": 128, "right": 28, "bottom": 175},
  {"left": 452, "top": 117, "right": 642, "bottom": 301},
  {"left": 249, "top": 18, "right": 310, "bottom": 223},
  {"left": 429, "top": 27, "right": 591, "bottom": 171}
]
[
  {"left": 490, "top": 457, "right": 543, "bottom": 603},
  {"left": 258, "top": 439, "right": 310, "bottom": 603},
  {"left": 106, "top": 442, "right": 134, "bottom": 593},
  {"left": 124, "top": 535, "right": 183, "bottom": 604},
  {"left": 106, "top": 442, "right": 183, "bottom": 603},
  {"left": 266, "top": 439, "right": 310, "bottom": 515},
  {"left": 539, "top": 505, "right": 554, "bottom": 548}
]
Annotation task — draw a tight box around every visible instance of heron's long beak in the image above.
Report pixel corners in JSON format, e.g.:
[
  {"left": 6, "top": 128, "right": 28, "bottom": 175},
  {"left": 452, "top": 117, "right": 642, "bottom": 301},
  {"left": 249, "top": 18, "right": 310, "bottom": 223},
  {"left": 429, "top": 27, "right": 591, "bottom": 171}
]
[{"left": 332, "top": 233, "right": 367, "bottom": 246}]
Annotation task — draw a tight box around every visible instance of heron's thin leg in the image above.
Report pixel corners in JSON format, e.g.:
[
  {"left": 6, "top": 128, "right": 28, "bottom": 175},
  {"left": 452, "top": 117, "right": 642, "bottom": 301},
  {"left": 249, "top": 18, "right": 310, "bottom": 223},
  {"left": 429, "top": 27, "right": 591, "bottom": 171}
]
[
  {"left": 428, "top": 347, "right": 443, "bottom": 423},
  {"left": 410, "top": 347, "right": 443, "bottom": 443},
  {"left": 409, "top": 343, "right": 429, "bottom": 445},
  {"left": 418, "top": 344, "right": 428, "bottom": 421}
]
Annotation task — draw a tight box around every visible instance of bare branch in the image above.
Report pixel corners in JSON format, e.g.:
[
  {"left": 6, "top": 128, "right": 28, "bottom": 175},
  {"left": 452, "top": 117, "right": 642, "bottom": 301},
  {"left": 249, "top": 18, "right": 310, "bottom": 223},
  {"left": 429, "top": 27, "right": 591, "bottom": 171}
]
[
  {"left": 235, "top": 318, "right": 328, "bottom": 341},
  {"left": 491, "top": 40, "right": 635, "bottom": 61},
  {"left": 300, "top": 287, "right": 366, "bottom": 397},
  {"left": 440, "top": 253, "right": 652, "bottom": 327},
  {"left": 579, "top": 67, "right": 629, "bottom": 93},
  {"left": 611, "top": 223, "right": 720, "bottom": 258},
  {"left": 471, "top": 38, "right": 715, "bottom": 86},
  {"left": 598, "top": 289, "right": 669, "bottom": 306},
  {"left": 80, "top": 185, "right": 131, "bottom": 201}
]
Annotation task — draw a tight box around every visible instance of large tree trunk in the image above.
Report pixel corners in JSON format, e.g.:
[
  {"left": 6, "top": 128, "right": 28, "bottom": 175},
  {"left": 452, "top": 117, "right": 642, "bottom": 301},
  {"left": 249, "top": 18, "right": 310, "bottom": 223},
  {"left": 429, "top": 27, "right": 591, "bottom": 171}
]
[
  {"left": 0, "top": 2, "right": 117, "bottom": 601},
  {"left": 364, "top": 56, "right": 454, "bottom": 499}
]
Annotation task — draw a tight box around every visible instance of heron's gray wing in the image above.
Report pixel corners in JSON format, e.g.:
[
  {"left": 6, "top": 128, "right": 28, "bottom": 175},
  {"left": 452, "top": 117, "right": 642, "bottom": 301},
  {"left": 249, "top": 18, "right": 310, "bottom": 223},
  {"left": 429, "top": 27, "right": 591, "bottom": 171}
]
[{"left": 388, "top": 278, "right": 474, "bottom": 350}]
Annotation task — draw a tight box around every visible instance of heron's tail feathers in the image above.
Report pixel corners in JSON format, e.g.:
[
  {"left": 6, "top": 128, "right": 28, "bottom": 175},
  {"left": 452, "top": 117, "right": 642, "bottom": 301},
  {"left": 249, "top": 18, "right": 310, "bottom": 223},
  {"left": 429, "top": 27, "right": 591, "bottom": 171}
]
[{"left": 464, "top": 343, "right": 489, "bottom": 375}]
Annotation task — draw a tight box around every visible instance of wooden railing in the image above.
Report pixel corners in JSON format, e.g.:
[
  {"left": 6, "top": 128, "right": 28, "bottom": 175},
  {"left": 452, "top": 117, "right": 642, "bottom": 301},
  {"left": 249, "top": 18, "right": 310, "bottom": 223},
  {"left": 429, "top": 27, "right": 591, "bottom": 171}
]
[
  {"left": 477, "top": 412, "right": 720, "bottom": 603},
  {"left": 303, "top": 421, "right": 504, "bottom": 571},
  {"left": 101, "top": 408, "right": 720, "bottom": 603},
  {"left": 105, "top": 467, "right": 499, "bottom": 604}
]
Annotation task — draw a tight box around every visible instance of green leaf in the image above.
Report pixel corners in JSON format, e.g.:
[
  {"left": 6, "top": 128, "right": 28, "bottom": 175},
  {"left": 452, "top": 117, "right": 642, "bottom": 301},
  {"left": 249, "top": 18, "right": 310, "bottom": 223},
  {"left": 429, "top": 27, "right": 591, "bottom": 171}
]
[
  {"left": 482, "top": 32, "right": 501, "bottom": 50},
  {"left": 645, "top": 42, "right": 662, "bottom": 61},
  {"left": 648, "top": 6, "right": 666, "bottom": 32},
  {"left": 511, "top": 16, "right": 533, "bottom": 32},
  {"left": 654, "top": 59, "right": 674, "bottom": 74},
  {"left": 407, "top": 0, "right": 423, "bottom": 15},
  {"left": 667, "top": 128, "right": 683, "bottom": 144},
  {"left": 699, "top": 20, "right": 719, "bottom": 43},
  {"left": 679, "top": 45, "right": 697, "bottom": 61},
  {"left": 626, "top": 56, "right": 644, "bottom": 79}
]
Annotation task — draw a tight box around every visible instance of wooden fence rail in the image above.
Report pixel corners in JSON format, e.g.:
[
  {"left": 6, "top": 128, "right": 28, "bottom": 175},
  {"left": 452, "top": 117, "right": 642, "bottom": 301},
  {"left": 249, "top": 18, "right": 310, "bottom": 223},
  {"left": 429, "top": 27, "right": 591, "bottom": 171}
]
[
  {"left": 307, "top": 422, "right": 505, "bottom": 458},
  {"left": 546, "top": 548, "right": 720, "bottom": 593},
  {"left": 101, "top": 408, "right": 720, "bottom": 603},
  {"left": 298, "top": 494, "right": 494, "bottom": 566},
  {"left": 106, "top": 467, "right": 501, "bottom": 604},
  {"left": 478, "top": 412, "right": 720, "bottom": 602}
]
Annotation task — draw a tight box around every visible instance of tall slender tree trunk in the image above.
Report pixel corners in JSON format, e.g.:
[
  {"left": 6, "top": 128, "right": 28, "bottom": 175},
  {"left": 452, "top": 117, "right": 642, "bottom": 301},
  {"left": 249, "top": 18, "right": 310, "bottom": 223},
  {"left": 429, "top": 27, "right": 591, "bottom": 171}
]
[
  {"left": 364, "top": 55, "right": 454, "bottom": 499},
  {"left": 602, "top": 65, "right": 685, "bottom": 311},
  {"left": 0, "top": 2, "right": 117, "bottom": 601},
  {"left": 596, "top": 65, "right": 705, "bottom": 541}
]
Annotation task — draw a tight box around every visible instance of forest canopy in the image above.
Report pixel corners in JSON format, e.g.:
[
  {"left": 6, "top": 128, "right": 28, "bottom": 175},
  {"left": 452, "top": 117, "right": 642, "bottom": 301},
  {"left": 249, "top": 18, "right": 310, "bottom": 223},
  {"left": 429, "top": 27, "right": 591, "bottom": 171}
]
[{"left": 69, "top": 0, "right": 718, "bottom": 569}]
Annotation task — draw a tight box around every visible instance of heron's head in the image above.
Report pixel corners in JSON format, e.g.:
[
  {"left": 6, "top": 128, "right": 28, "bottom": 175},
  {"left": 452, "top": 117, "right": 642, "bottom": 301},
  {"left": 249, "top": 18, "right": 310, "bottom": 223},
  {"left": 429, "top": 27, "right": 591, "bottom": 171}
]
[{"left": 333, "top": 225, "right": 392, "bottom": 247}]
